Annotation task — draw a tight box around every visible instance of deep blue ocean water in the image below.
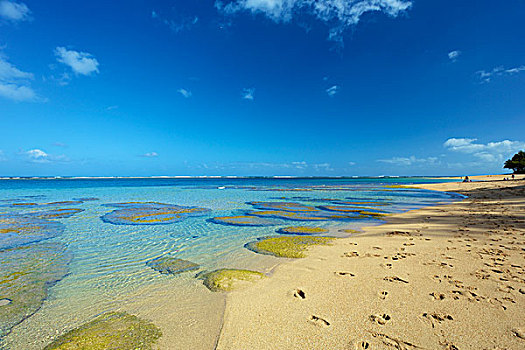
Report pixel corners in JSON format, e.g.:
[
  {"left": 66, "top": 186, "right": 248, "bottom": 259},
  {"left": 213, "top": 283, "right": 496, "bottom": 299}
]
[{"left": 0, "top": 177, "right": 462, "bottom": 348}]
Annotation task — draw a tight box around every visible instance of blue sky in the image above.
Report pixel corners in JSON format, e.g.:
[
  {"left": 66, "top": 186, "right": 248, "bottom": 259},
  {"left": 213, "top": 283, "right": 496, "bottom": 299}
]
[{"left": 0, "top": 0, "right": 524, "bottom": 177}]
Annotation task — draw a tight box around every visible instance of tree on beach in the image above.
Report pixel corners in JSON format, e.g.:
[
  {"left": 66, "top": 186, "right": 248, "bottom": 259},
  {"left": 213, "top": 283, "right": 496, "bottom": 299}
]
[{"left": 504, "top": 151, "right": 525, "bottom": 174}]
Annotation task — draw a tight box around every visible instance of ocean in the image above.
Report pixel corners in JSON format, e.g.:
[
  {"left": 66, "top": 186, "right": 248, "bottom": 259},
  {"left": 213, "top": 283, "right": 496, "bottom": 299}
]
[{"left": 0, "top": 177, "right": 461, "bottom": 349}]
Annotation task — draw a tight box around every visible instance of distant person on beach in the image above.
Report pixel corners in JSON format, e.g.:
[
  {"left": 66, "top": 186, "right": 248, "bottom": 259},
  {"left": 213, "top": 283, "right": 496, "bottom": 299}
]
[
  {"left": 512, "top": 174, "right": 515, "bottom": 180},
  {"left": 463, "top": 176, "right": 469, "bottom": 182}
]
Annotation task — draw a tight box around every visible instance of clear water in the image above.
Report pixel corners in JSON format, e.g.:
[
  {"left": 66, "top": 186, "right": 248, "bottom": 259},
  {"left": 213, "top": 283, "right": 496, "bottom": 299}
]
[{"left": 0, "top": 177, "right": 461, "bottom": 349}]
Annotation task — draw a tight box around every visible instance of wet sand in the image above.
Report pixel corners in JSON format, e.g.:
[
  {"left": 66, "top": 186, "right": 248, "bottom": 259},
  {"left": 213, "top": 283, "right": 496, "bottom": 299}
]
[{"left": 217, "top": 175, "right": 525, "bottom": 349}]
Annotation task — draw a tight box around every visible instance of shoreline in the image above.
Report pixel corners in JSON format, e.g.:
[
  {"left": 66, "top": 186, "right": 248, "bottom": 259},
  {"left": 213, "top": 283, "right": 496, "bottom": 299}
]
[{"left": 216, "top": 176, "right": 525, "bottom": 349}]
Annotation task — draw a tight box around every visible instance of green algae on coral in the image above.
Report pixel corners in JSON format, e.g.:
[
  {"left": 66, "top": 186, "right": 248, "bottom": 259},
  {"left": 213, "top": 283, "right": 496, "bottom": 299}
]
[
  {"left": 208, "top": 215, "right": 279, "bottom": 227},
  {"left": 247, "top": 201, "right": 317, "bottom": 212},
  {"left": 29, "top": 208, "right": 84, "bottom": 220},
  {"left": 338, "top": 228, "right": 362, "bottom": 234},
  {"left": 245, "top": 236, "right": 335, "bottom": 258},
  {"left": 359, "top": 211, "right": 389, "bottom": 219},
  {"left": 43, "top": 311, "right": 162, "bottom": 350},
  {"left": 246, "top": 210, "right": 356, "bottom": 221},
  {"left": 0, "top": 243, "right": 70, "bottom": 338},
  {"left": 277, "top": 226, "right": 328, "bottom": 235},
  {"left": 101, "top": 202, "right": 210, "bottom": 225},
  {"left": 0, "top": 214, "right": 65, "bottom": 250},
  {"left": 146, "top": 256, "right": 199, "bottom": 275},
  {"left": 384, "top": 185, "right": 417, "bottom": 189},
  {"left": 198, "top": 269, "right": 266, "bottom": 292}
]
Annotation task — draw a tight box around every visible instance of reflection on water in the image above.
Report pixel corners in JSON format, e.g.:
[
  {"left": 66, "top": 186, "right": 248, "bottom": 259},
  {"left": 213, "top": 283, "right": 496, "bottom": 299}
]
[{"left": 0, "top": 177, "right": 459, "bottom": 349}]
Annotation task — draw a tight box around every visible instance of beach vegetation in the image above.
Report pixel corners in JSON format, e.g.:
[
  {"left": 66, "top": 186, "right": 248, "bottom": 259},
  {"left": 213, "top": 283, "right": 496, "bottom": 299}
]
[{"left": 504, "top": 150, "right": 525, "bottom": 173}]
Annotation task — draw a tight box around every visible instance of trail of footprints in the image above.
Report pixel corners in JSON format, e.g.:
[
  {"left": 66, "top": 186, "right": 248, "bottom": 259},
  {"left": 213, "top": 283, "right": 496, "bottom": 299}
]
[{"left": 296, "top": 193, "right": 524, "bottom": 348}]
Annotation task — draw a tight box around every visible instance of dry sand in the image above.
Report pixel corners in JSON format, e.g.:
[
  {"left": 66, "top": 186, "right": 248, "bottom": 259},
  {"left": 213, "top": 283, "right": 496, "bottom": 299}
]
[{"left": 216, "top": 176, "right": 525, "bottom": 349}]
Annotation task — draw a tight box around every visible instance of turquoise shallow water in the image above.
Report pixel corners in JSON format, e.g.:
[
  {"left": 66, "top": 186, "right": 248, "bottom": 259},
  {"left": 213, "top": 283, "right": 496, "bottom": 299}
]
[{"left": 0, "top": 177, "right": 461, "bottom": 349}]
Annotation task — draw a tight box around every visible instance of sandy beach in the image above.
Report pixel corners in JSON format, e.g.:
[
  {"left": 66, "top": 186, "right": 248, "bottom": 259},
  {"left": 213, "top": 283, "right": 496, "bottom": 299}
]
[{"left": 216, "top": 175, "right": 525, "bottom": 349}]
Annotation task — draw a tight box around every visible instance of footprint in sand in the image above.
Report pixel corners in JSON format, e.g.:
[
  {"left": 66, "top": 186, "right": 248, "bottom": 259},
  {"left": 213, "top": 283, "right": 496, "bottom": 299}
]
[
  {"left": 422, "top": 312, "right": 453, "bottom": 328},
  {"left": 353, "top": 341, "right": 370, "bottom": 349},
  {"left": 370, "top": 313, "right": 391, "bottom": 325},
  {"left": 335, "top": 271, "right": 355, "bottom": 277},
  {"left": 370, "top": 332, "right": 419, "bottom": 349},
  {"left": 384, "top": 276, "right": 409, "bottom": 284},
  {"left": 379, "top": 291, "right": 389, "bottom": 300},
  {"left": 511, "top": 328, "right": 525, "bottom": 340},
  {"left": 309, "top": 315, "right": 330, "bottom": 327},
  {"left": 429, "top": 292, "right": 445, "bottom": 301},
  {"left": 343, "top": 251, "right": 360, "bottom": 258},
  {"left": 293, "top": 289, "right": 306, "bottom": 299}
]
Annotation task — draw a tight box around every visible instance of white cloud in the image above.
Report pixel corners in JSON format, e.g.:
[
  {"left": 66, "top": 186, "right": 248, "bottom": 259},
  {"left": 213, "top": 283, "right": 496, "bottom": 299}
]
[
  {"left": 444, "top": 137, "right": 525, "bottom": 165},
  {"left": 0, "top": 150, "right": 7, "bottom": 161},
  {"left": 313, "top": 162, "right": 333, "bottom": 171},
  {"left": 0, "top": 55, "right": 38, "bottom": 101},
  {"left": 141, "top": 152, "right": 159, "bottom": 158},
  {"left": 348, "top": 161, "right": 356, "bottom": 166},
  {"left": 378, "top": 156, "right": 438, "bottom": 166},
  {"left": 216, "top": 0, "right": 412, "bottom": 42},
  {"left": 0, "top": 1, "right": 30, "bottom": 22},
  {"left": 152, "top": 10, "right": 198, "bottom": 33},
  {"left": 24, "top": 148, "right": 68, "bottom": 163},
  {"left": 326, "top": 85, "right": 339, "bottom": 96},
  {"left": 55, "top": 47, "right": 99, "bottom": 76},
  {"left": 177, "top": 88, "right": 192, "bottom": 98},
  {"left": 26, "top": 149, "right": 49, "bottom": 163},
  {"left": 448, "top": 50, "right": 460, "bottom": 61},
  {"left": 242, "top": 87, "right": 255, "bottom": 100},
  {"left": 477, "top": 65, "right": 525, "bottom": 83}
]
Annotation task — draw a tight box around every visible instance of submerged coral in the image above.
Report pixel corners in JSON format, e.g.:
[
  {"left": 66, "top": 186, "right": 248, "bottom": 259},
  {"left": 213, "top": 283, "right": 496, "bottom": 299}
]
[
  {"left": 277, "top": 226, "right": 328, "bottom": 235},
  {"left": 245, "top": 236, "right": 335, "bottom": 258},
  {"left": 28, "top": 208, "right": 84, "bottom": 220},
  {"left": 247, "top": 201, "right": 317, "bottom": 212},
  {"left": 101, "top": 202, "right": 210, "bottom": 225},
  {"left": 0, "top": 214, "right": 65, "bottom": 250},
  {"left": 43, "top": 312, "right": 162, "bottom": 350},
  {"left": 208, "top": 215, "right": 279, "bottom": 227},
  {"left": 146, "top": 256, "right": 199, "bottom": 275},
  {"left": 198, "top": 269, "right": 266, "bottom": 292},
  {"left": 338, "top": 228, "right": 362, "bottom": 234},
  {"left": 1, "top": 200, "right": 84, "bottom": 209},
  {"left": 246, "top": 210, "right": 357, "bottom": 221},
  {"left": 0, "top": 243, "right": 70, "bottom": 338}
]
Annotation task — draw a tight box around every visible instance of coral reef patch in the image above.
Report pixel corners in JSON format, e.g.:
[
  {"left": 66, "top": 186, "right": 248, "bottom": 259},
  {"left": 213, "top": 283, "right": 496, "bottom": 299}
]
[
  {"left": 0, "top": 214, "right": 65, "bottom": 250},
  {"left": 247, "top": 201, "right": 317, "bottom": 212},
  {"left": 1, "top": 200, "right": 84, "bottom": 209},
  {"left": 208, "top": 215, "right": 279, "bottom": 227},
  {"left": 146, "top": 256, "right": 199, "bottom": 275},
  {"left": 246, "top": 210, "right": 358, "bottom": 221},
  {"left": 276, "top": 226, "right": 328, "bottom": 235},
  {"left": 0, "top": 243, "right": 71, "bottom": 338},
  {"left": 245, "top": 236, "right": 335, "bottom": 258},
  {"left": 28, "top": 208, "right": 84, "bottom": 220},
  {"left": 198, "top": 269, "right": 266, "bottom": 292},
  {"left": 101, "top": 202, "right": 210, "bottom": 225},
  {"left": 43, "top": 312, "right": 162, "bottom": 350}
]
